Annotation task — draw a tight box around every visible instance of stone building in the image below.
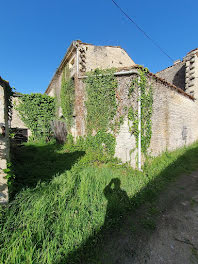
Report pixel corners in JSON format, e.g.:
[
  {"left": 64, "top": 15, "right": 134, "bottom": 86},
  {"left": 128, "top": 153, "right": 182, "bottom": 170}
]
[
  {"left": 46, "top": 41, "right": 198, "bottom": 167},
  {"left": 46, "top": 40, "right": 135, "bottom": 134},
  {"left": 11, "top": 93, "right": 31, "bottom": 141},
  {"left": 46, "top": 40, "right": 135, "bottom": 98},
  {"left": 0, "top": 77, "right": 11, "bottom": 204}
]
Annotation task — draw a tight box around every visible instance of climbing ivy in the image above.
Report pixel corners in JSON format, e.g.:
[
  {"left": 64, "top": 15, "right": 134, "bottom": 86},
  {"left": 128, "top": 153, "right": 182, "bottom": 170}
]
[
  {"left": 16, "top": 93, "right": 55, "bottom": 140},
  {"left": 1, "top": 78, "right": 14, "bottom": 123},
  {"left": 60, "top": 66, "right": 75, "bottom": 129},
  {"left": 128, "top": 68, "right": 153, "bottom": 154},
  {"left": 3, "top": 162, "right": 15, "bottom": 192},
  {"left": 85, "top": 68, "right": 117, "bottom": 133},
  {"left": 65, "top": 131, "right": 116, "bottom": 158},
  {"left": 63, "top": 68, "right": 118, "bottom": 158}
]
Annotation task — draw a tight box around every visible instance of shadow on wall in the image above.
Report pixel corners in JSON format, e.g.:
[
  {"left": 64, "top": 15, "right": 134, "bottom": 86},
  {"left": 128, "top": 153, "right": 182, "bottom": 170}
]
[
  {"left": 57, "top": 144, "right": 198, "bottom": 264},
  {"left": 0, "top": 183, "right": 7, "bottom": 200},
  {"left": 10, "top": 143, "right": 85, "bottom": 199},
  {"left": 172, "top": 64, "right": 186, "bottom": 91}
]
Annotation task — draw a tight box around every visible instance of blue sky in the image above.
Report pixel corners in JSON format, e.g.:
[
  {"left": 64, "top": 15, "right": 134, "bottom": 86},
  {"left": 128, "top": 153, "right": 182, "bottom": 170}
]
[{"left": 1, "top": 0, "right": 198, "bottom": 94}]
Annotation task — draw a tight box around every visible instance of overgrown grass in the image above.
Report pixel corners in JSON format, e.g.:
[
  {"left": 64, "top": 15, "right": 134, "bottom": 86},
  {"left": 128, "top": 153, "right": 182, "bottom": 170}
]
[{"left": 1, "top": 141, "right": 198, "bottom": 263}]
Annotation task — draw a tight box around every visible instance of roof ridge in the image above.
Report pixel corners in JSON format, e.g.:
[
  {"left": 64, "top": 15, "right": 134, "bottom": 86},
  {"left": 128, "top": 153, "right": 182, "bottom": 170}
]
[
  {"left": 155, "top": 60, "right": 184, "bottom": 74},
  {"left": 80, "top": 42, "right": 122, "bottom": 49}
]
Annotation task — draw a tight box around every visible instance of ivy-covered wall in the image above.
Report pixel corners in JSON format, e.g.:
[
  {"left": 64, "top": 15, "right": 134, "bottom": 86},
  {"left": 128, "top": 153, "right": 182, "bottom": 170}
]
[
  {"left": 114, "top": 69, "right": 153, "bottom": 166},
  {"left": 69, "top": 66, "right": 198, "bottom": 167},
  {"left": 63, "top": 68, "right": 154, "bottom": 165},
  {"left": 115, "top": 69, "right": 198, "bottom": 167},
  {"left": 16, "top": 93, "right": 55, "bottom": 141}
]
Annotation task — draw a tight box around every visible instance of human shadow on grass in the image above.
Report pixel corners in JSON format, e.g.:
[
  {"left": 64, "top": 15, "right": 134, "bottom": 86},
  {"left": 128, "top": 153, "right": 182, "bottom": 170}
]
[
  {"left": 103, "top": 178, "right": 131, "bottom": 225},
  {"left": 10, "top": 143, "right": 85, "bottom": 199},
  {"left": 57, "top": 145, "right": 198, "bottom": 264}
]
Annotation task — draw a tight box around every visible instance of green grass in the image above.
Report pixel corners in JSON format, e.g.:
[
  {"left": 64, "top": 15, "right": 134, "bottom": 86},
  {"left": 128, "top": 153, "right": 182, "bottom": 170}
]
[{"left": 1, "top": 141, "right": 198, "bottom": 263}]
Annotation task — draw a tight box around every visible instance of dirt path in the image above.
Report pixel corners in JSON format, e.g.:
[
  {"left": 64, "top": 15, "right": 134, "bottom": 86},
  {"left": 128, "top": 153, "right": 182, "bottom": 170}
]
[{"left": 98, "top": 170, "right": 198, "bottom": 264}]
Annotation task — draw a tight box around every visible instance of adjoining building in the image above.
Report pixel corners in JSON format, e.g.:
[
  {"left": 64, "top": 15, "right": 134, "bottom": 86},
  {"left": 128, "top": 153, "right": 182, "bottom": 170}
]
[
  {"left": 11, "top": 93, "right": 31, "bottom": 143},
  {"left": 46, "top": 41, "right": 198, "bottom": 167}
]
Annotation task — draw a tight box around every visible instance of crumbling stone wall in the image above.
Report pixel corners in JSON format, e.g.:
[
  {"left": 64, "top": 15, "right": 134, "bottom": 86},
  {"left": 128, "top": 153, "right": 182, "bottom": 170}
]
[
  {"left": 46, "top": 42, "right": 198, "bottom": 167},
  {"left": 73, "top": 70, "right": 198, "bottom": 167},
  {"left": 0, "top": 79, "right": 10, "bottom": 204},
  {"left": 115, "top": 73, "right": 198, "bottom": 166}
]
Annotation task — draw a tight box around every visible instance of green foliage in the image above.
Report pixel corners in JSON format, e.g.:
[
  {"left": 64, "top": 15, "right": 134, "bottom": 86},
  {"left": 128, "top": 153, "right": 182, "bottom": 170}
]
[
  {"left": 1, "top": 140, "right": 198, "bottom": 263},
  {"left": 64, "top": 131, "right": 116, "bottom": 158},
  {"left": 3, "top": 162, "right": 15, "bottom": 191},
  {"left": 141, "top": 217, "right": 156, "bottom": 231},
  {"left": 128, "top": 68, "right": 153, "bottom": 154},
  {"left": 16, "top": 93, "right": 55, "bottom": 140},
  {"left": 85, "top": 68, "right": 117, "bottom": 133},
  {"left": 60, "top": 66, "right": 75, "bottom": 129},
  {"left": 3, "top": 80, "right": 14, "bottom": 122},
  {"left": 54, "top": 95, "right": 60, "bottom": 116}
]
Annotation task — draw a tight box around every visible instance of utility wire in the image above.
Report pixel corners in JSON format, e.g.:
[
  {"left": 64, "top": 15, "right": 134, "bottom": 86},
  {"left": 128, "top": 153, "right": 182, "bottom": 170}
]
[{"left": 111, "top": 0, "right": 174, "bottom": 62}]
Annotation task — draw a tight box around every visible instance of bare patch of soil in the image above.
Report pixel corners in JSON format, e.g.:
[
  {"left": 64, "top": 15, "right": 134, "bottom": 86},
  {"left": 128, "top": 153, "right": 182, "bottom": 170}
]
[{"left": 98, "top": 171, "right": 198, "bottom": 264}]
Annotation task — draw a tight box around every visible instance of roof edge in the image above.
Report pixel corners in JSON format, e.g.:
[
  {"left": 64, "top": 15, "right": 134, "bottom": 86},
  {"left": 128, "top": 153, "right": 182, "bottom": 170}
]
[
  {"left": 116, "top": 65, "right": 194, "bottom": 100},
  {"left": 45, "top": 41, "right": 134, "bottom": 94},
  {"left": 155, "top": 60, "right": 184, "bottom": 75},
  {"left": 45, "top": 40, "right": 77, "bottom": 94},
  {"left": 0, "top": 76, "right": 12, "bottom": 90},
  {"left": 79, "top": 65, "right": 194, "bottom": 101}
]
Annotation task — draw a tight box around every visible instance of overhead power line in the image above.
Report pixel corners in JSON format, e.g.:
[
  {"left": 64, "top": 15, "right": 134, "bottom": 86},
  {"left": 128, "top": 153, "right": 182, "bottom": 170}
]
[{"left": 111, "top": 0, "right": 174, "bottom": 62}]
